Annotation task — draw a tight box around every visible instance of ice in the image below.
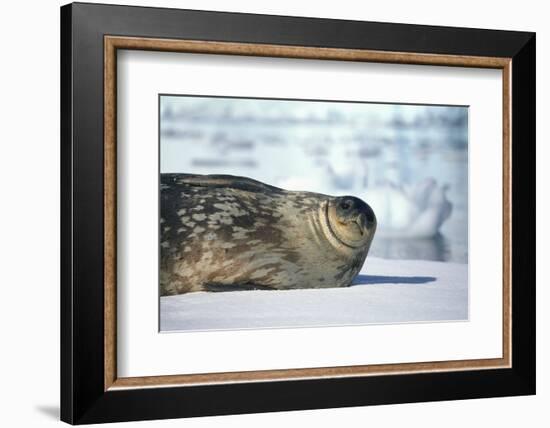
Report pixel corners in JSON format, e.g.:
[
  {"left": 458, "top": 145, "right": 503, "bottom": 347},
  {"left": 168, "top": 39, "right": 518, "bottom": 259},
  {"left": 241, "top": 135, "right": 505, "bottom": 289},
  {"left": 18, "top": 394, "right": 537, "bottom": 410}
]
[
  {"left": 365, "top": 179, "right": 453, "bottom": 238},
  {"left": 160, "top": 257, "right": 468, "bottom": 332}
]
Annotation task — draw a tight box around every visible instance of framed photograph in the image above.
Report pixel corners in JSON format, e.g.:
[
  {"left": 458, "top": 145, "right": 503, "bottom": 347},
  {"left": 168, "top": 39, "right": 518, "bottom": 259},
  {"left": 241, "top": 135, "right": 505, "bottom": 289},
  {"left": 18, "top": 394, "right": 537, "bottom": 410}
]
[{"left": 60, "top": 2, "right": 535, "bottom": 424}]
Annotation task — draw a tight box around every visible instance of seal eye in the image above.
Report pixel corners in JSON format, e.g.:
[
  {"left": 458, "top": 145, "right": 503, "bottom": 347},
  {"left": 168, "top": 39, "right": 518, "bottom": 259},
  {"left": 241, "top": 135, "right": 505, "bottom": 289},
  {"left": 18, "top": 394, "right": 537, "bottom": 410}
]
[{"left": 340, "top": 200, "right": 351, "bottom": 210}]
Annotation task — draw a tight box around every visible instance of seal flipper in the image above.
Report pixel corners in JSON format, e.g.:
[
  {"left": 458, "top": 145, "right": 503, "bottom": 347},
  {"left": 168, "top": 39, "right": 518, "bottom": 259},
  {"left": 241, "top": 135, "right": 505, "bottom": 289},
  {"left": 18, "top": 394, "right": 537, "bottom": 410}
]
[
  {"left": 161, "top": 173, "right": 283, "bottom": 194},
  {"left": 204, "top": 282, "right": 274, "bottom": 292}
]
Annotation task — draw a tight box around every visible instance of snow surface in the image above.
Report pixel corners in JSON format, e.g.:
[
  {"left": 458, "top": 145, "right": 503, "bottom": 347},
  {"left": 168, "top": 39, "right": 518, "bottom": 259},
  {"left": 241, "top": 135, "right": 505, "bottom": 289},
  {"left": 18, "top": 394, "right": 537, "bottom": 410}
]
[{"left": 160, "top": 258, "right": 468, "bottom": 332}]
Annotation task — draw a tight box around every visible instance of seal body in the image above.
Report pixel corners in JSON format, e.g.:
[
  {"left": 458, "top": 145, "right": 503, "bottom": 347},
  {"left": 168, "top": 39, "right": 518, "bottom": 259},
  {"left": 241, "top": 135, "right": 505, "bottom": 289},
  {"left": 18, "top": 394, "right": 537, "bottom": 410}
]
[{"left": 160, "top": 174, "right": 377, "bottom": 295}]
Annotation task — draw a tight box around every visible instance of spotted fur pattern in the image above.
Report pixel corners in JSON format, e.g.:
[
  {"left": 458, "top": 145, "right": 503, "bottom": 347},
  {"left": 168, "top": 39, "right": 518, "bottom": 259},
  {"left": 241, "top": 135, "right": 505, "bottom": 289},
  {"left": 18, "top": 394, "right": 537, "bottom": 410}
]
[{"left": 160, "top": 174, "right": 374, "bottom": 295}]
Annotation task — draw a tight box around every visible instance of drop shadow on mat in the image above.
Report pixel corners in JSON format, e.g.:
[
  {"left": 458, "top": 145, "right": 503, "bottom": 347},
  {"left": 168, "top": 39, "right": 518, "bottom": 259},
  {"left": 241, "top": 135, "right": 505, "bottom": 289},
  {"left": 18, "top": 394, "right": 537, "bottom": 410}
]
[
  {"left": 35, "top": 405, "right": 59, "bottom": 420},
  {"left": 353, "top": 275, "right": 436, "bottom": 285}
]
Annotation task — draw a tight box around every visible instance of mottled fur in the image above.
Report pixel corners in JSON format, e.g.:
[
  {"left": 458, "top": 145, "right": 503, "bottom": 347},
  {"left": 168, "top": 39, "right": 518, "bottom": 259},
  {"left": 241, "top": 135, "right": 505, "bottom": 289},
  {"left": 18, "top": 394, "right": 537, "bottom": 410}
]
[{"left": 160, "top": 174, "right": 376, "bottom": 295}]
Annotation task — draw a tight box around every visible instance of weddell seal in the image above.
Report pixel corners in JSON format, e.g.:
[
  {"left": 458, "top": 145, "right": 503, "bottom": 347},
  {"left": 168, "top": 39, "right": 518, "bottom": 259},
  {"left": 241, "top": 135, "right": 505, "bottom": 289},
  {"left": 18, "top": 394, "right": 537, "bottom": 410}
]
[{"left": 160, "top": 174, "right": 376, "bottom": 295}]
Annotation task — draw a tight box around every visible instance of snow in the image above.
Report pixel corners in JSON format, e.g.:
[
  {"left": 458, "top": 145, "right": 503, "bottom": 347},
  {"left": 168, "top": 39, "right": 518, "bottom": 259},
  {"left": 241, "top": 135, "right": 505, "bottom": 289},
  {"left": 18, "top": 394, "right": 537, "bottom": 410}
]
[{"left": 160, "top": 257, "right": 468, "bottom": 332}]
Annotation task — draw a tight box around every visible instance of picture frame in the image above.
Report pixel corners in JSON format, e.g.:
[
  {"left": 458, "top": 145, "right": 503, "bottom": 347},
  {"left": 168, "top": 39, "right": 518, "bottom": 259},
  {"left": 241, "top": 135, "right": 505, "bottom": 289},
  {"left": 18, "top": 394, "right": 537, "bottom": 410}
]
[{"left": 60, "top": 2, "right": 535, "bottom": 424}]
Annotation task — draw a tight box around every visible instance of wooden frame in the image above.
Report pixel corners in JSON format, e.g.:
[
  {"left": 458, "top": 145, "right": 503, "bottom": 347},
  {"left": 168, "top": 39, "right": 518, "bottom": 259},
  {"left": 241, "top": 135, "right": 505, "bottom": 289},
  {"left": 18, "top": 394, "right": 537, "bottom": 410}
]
[
  {"left": 104, "top": 35, "right": 512, "bottom": 390},
  {"left": 62, "top": 2, "right": 535, "bottom": 424}
]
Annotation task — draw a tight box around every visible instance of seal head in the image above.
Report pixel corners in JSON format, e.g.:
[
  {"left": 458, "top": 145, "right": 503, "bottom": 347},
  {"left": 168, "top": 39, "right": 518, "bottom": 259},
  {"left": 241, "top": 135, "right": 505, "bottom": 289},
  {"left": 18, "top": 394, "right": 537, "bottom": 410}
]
[{"left": 327, "top": 196, "right": 376, "bottom": 248}]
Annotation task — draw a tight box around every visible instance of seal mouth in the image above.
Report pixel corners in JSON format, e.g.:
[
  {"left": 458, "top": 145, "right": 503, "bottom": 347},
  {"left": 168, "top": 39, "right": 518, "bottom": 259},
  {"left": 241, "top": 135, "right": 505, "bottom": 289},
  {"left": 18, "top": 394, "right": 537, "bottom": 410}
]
[
  {"left": 337, "top": 219, "right": 364, "bottom": 236},
  {"left": 354, "top": 220, "right": 365, "bottom": 236},
  {"left": 355, "top": 213, "right": 368, "bottom": 236},
  {"left": 337, "top": 213, "right": 368, "bottom": 237}
]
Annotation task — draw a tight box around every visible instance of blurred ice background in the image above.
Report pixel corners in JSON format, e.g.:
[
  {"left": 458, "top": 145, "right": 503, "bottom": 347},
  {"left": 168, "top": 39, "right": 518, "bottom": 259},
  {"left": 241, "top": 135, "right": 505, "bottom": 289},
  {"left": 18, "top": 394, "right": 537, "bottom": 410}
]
[{"left": 160, "top": 96, "right": 468, "bottom": 264}]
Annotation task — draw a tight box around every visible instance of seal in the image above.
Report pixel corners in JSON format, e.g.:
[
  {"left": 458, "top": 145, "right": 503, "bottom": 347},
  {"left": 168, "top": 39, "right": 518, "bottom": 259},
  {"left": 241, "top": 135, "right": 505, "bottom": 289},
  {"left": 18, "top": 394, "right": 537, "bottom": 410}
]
[{"left": 160, "top": 174, "right": 377, "bottom": 295}]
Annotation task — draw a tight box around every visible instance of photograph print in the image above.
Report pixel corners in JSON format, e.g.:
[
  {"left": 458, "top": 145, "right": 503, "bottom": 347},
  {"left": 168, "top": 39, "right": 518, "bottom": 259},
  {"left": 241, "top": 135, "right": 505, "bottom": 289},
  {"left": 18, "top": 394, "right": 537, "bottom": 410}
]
[{"left": 159, "top": 95, "right": 468, "bottom": 332}]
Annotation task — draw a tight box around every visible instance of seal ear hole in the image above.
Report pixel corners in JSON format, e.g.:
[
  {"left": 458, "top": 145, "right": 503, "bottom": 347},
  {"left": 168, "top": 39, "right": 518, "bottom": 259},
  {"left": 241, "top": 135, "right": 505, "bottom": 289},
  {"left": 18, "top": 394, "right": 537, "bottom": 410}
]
[{"left": 340, "top": 201, "right": 351, "bottom": 210}]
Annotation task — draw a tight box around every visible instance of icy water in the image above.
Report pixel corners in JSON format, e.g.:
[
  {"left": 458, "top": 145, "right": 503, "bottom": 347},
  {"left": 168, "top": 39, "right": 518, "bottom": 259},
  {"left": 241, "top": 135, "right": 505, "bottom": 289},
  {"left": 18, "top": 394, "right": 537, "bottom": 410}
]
[{"left": 160, "top": 97, "right": 468, "bottom": 263}]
